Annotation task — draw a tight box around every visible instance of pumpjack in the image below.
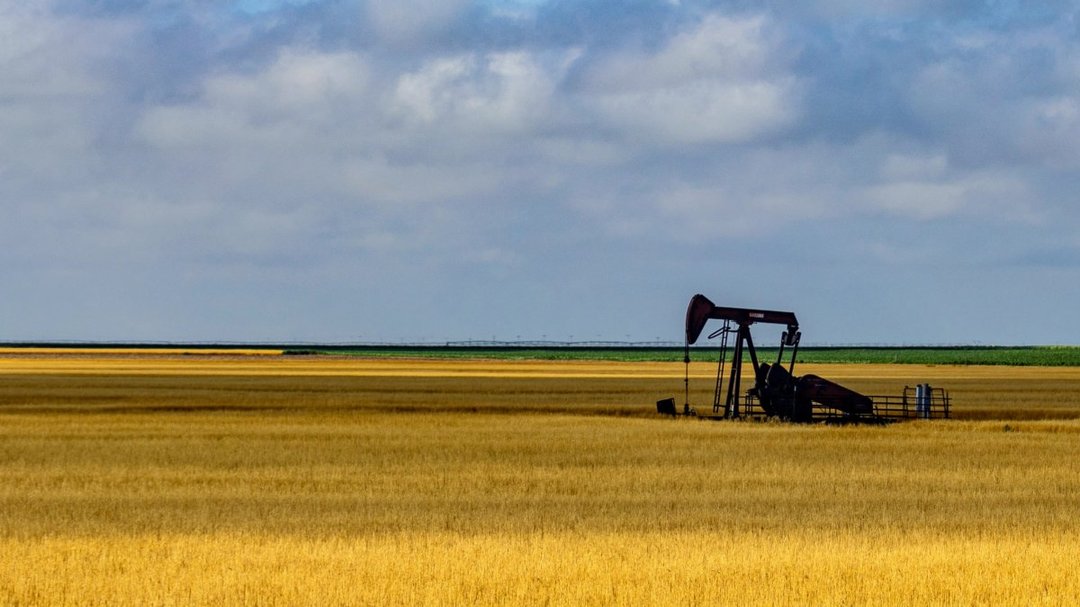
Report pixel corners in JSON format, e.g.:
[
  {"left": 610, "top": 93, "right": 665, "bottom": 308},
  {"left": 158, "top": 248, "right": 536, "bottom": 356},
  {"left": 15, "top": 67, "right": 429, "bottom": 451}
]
[{"left": 658, "top": 294, "right": 949, "bottom": 423}]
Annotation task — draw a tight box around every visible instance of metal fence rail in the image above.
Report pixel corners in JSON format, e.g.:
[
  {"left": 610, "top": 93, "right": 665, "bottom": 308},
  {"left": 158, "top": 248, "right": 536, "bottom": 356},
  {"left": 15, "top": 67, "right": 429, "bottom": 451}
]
[
  {"left": 740, "top": 385, "right": 950, "bottom": 422},
  {"left": 869, "top": 386, "right": 950, "bottom": 420}
]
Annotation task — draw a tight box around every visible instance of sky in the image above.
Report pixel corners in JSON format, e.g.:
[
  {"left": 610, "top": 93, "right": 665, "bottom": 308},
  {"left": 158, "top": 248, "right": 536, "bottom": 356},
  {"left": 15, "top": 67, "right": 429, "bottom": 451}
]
[{"left": 2, "top": 0, "right": 1079, "bottom": 345}]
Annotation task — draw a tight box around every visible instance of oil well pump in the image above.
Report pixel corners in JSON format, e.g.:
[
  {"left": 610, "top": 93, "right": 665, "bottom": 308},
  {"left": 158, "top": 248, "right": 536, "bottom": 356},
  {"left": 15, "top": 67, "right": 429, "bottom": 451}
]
[{"left": 657, "top": 294, "right": 949, "bottom": 423}]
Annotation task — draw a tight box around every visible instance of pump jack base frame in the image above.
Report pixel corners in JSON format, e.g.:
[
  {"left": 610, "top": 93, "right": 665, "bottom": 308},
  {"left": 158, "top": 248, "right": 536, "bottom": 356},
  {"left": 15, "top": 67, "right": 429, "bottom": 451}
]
[{"left": 657, "top": 385, "right": 950, "bottom": 424}]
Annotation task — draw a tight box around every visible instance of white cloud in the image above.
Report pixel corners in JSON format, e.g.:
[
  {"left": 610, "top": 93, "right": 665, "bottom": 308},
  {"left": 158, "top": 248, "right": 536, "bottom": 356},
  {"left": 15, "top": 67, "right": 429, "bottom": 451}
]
[
  {"left": 567, "top": 143, "right": 841, "bottom": 243},
  {"left": 579, "top": 14, "right": 800, "bottom": 145},
  {"left": 793, "top": 0, "right": 940, "bottom": 19},
  {"left": 206, "top": 48, "right": 369, "bottom": 114},
  {"left": 125, "top": 42, "right": 571, "bottom": 272},
  {"left": 863, "top": 180, "right": 973, "bottom": 220},
  {"left": 1014, "top": 95, "right": 1080, "bottom": 170},
  {"left": 909, "top": 24, "right": 1080, "bottom": 170},
  {"left": 879, "top": 153, "right": 948, "bottom": 180},
  {"left": 864, "top": 173, "right": 1033, "bottom": 221},
  {"left": 591, "top": 79, "right": 798, "bottom": 145},
  {"left": 533, "top": 137, "right": 629, "bottom": 167},
  {"left": 390, "top": 50, "right": 564, "bottom": 135},
  {"left": 392, "top": 56, "right": 472, "bottom": 123},
  {"left": 338, "top": 156, "right": 505, "bottom": 206},
  {"left": 138, "top": 47, "right": 370, "bottom": 148},
  {"left": 586, "top": 14, "right": 784, "bottom": 89},
  {"left": 0, "top": 3, "right": 116, "bottom": 98},
  {"left": 0, "top": 3, "right": 134, "bottom": 179}
]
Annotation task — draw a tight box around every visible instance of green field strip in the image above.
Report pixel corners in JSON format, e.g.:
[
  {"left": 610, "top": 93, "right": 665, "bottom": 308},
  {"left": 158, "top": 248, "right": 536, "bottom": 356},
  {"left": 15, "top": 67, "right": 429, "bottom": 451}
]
[{"left": 285, "top": 346, "right": 1080, "bottom": 366}]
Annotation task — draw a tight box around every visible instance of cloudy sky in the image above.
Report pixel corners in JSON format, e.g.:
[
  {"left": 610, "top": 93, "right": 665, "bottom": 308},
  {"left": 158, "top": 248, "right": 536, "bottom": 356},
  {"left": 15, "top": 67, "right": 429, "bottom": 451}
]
[{"left": 2, "top": 0, "right": 1078, "bottom": 345}]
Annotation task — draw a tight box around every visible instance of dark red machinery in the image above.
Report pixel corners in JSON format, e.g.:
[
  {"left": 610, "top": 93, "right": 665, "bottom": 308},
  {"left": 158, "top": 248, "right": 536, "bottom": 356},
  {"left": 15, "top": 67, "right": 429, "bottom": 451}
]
[{"left": 661, "top": 294, "right": 948, "bottom": 423}]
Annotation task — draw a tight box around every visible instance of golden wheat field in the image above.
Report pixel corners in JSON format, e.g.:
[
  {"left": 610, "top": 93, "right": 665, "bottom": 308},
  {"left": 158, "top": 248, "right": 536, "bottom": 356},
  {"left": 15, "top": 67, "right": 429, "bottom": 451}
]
[{"left": 1, "top": 351, "right": 1079, "bottom": 605}]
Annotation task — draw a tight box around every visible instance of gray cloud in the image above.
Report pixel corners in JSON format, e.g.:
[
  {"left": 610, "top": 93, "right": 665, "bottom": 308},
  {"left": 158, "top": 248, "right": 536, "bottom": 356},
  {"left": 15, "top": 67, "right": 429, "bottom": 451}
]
[{"left": 365, "top": 0, "right": 473, "bottom": 47}]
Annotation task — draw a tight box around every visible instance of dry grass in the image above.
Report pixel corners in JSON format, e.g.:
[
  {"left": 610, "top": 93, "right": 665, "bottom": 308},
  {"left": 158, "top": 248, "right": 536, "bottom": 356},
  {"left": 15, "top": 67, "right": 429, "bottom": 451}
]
[
  {"left": 1, "top": 352, "right": 1079, "bottom": 605},
  {"left": 0, "top": 347, "right": 282, "bottom": 356},
  {"left": 2, "top": 354, "right": 1079, "bottom": 419}
]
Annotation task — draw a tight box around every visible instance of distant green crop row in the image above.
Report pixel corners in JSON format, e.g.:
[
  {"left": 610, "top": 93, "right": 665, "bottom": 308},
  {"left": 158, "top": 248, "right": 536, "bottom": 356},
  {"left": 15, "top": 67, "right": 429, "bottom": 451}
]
[
  {"left": 786, "top": 347, "right": 1080, "bottom": 366},
  {"left": 287, "top": 346, "right": 1080, "bottom": 366}
]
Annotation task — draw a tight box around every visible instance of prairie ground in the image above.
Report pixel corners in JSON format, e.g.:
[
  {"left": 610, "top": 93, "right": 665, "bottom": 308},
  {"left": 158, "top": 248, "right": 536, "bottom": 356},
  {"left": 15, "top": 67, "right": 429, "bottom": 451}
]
[{"left": 1, "top": 352, "right": 1079, "bottom": 605}]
